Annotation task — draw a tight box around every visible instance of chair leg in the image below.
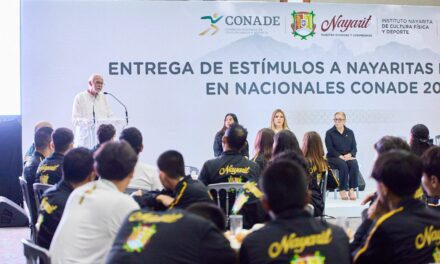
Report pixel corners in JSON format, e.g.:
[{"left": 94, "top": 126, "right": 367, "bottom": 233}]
[
  {"left": 356, "top": 187, "right": 359, "bottom": 198},
  {"left": 334, "top": 189, "right": 337, "bottom": 200}
]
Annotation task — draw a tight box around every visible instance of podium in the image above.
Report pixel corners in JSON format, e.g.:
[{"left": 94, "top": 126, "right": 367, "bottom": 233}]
[{"left": 73, "top": 118, "right": 126, "bottom": 149}]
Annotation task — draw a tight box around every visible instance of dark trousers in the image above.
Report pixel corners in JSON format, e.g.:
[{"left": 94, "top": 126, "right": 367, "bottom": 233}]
[{"left": 328, "top": 158, "right": 359, "bottom": 190}]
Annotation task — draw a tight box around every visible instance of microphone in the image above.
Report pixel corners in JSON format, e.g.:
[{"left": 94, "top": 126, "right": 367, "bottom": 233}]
[{"left": 103, "top": 92, "right": 128, "bottom": 125}]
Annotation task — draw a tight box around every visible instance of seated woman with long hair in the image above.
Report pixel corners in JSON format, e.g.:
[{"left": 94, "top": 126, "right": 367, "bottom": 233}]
[
  {"left": 302, "top": 131, "right": 338, "bottom": 191},
  {"left": 213, "top": 113, "right": 249, "bottom": 157},
  {"left": 270, "top": 109, "right": 289, "bottom": 133},
  {"left": 252, "top": 128, "right": 275, "bottom": 171}
]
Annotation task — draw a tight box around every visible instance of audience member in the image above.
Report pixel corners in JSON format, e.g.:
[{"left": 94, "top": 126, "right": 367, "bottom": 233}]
[
  {"left": 199, "top": 124, "right": 260, "bottom": 185},
  {"left": 120, "top": 127, "right": 162, "bottom": 191},
  {"left": 105, "top": 207, "right": 236, "bottom": 264},
  {"left": 213, "top": 113, "right": 249, "bottom": 158},
  {"left": 325, "top": 112, "right": 359, "bottom": 200},
  {"left": 409, "top": 126, "right": 436, "bottom": 203},
  {"left": 421, "top": 146, "right": 440, "bottom": 210},
  {"left": 23, "top": 121, "right": 52, "bottom": 165},
  {"left": 23, "top": 126, "right": 53, "bottom": 224},
  {"left": 92, "top": 124, "right": 115, "bottom": 152},
  {"left": 270, "top": 109, "right": 289, "bottom": 133},
  {"left": 36, "top": 128, "right": 74, "bottom": 185},
  {"left": 134, "top": 150, "right": 212, "bottom": 210},
  {"left": 240, "top": 159, "right": 350, "bottom": 264},
  {"left": 272, "top": 129, "right": 301, "bottom": 157},
  {"left": 410, "top": 124, "right": 432, "bottom": 156},
  {"left": 352, "top": 136, "right": 411, "bottom": 250},
  {"left": 373, "top": 135, "right": 410, "bottom": 154},
  {"left": 302, "top": 131, "right": 339, "bottom": 191},
  {"left": 251, "top": 128, "right": 274, "bottom": 171},
  {"left": 36, "top": 147, "right": 96, "bottom": 249},
  {"left": 50, "top": 141, "right": 140, "bottom": 264},
  {"left": 272, "top": 150, "right": 324, "bottom": 217},
  {"left": 352, "top": 150, "right": 440, "bottom": 263}
]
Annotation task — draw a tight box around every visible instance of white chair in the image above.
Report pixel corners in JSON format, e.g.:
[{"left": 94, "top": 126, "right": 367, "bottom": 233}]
[
  {"left": 207, "top": 183, "right": 244, "bottom": 219},
  {"left": 22, "top": 238, "right": 51, "bottom": 264}
]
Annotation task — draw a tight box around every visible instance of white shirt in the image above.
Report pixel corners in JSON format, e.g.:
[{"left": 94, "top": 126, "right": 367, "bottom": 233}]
[
  {"left": 49, "top": 179, "right": 139, "bottom": 264},
  {"left": 72, "top": 91, "right": 113, "bottom": 148},
  {"left": 128, "top": 162, "right": 163, "bottom": 191}
]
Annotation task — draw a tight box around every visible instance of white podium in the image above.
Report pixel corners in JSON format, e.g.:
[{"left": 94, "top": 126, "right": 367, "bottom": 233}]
[{"left": 73, "top": 118, "right": 126, "bottom": 148}]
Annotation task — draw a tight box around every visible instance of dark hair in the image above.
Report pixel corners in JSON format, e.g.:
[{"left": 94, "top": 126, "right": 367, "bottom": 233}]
[
  {"left": 421, "top": 146, "right": 440, "bottom": 181},
  {"left": 410, "top": 124, "right": 431, "bottom": 156},
  {"left": 374, "top": 136, "right": 410, "bottom": 154},
  {"left": 97, "top": 124, "right": 115, "bottom": 144},
  {"left": 157, "top": 150, "right": 185, "bottom": 179},
  {"left": 271, "top": 150, "right": 307, "bottom": 171},
  {"left": 252, "top": 128, "right": 275, "bottom": 170},
  {"left": 271, "top": 150, "right": 309, "bottom": 184},
  {"left": 52, "top": 128, "right": 74, "bottom": 153},
  {"left": 63, "top": 147, "right": 94, "bottom": 183},
  {"left": 272, "top": 130, "right": 301, "bottom": 157},
  {"left": 371, "top": 150, "right": 422, "bottom": 197},
  {"left": 224, "top": 124, "right": 248, "bottom": 151},
  {"left": 302, "top": 131, "right": 327, "bottom": 172},
  {"left": 119, "top": 127, "right": 143, "bottom": 154},
  {"left": 217, "top": 113, "right": 238, "bottom": 135},
  {"left": 262, "top": 160, "right": 308, "bottom": 214},
  {"left": 94, "top": 141, "right": 138, "bottom": 181},
  {"left": 187, "top": 202, "right": 226, "bottom": 231},
  {"left": 34, "top": 127, "right": 54, "bottom": 150}
]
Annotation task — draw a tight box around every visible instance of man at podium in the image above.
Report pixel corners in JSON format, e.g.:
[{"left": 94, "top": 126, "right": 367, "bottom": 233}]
[{"left": 72, "top": 74, "right": 113, "bottom": 148}]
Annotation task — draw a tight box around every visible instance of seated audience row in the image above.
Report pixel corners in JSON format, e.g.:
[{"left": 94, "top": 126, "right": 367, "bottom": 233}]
[{"left": 22, "top": 119, "right": 439, "bottom": 264}]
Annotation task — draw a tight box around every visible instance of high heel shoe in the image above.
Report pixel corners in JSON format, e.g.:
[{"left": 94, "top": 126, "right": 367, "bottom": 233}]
[
  {"left": 349, "top": 189, "right": 357, "bottom": 200},
  {"left": 339, "top": 190, "right": 349, "bottom": 200}
]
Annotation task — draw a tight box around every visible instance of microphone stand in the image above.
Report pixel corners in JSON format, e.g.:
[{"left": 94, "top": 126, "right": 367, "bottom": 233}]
[{"left": 103, "top": 92, "right": 129, "bottom": 126}]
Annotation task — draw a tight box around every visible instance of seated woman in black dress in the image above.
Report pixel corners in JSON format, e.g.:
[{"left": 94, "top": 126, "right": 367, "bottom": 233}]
[
  {"left": 213, "top": 113, "right": 249, "bottom": 158},
  {"left": 325, "top": 112, "right": 359, "bottom": 200}
]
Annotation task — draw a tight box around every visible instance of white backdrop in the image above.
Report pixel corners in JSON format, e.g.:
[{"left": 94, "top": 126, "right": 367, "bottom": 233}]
[
  {"left": 0, "top": 0, "right": 20, "bottom": 115},
  {"left": 21, "top": 1, "right": 440, "bottom": 191}
]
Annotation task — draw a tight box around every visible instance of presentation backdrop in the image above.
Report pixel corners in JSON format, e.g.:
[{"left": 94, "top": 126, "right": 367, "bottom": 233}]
[{"left": 22, "top": 1, "right": 440, "bottom": 190}]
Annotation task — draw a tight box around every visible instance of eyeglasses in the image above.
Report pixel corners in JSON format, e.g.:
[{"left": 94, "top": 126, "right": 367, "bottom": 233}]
[{"left": 333, "top": 118, "right": 346, "bottom": 122}]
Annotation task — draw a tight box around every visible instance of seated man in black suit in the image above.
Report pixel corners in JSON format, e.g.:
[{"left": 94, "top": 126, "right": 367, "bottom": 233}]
[
  {"left": 36, "top": 147, "right": 96, "bottom": 249},
  {"left": 240, "top": 159, "right": 350, "bottom": 264},
  {"left": 133, "top": 150, "right": 212, "bottom": 210}
]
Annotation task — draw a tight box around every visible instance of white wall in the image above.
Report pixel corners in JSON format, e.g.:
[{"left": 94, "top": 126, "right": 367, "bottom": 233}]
[{"left": 0, "top": 0, "right": 20, "bottom": 115}]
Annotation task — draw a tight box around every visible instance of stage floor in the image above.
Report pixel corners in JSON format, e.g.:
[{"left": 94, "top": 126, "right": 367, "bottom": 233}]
[{"left": 324, "top": 190, "right": 370, "bottom": 218}]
